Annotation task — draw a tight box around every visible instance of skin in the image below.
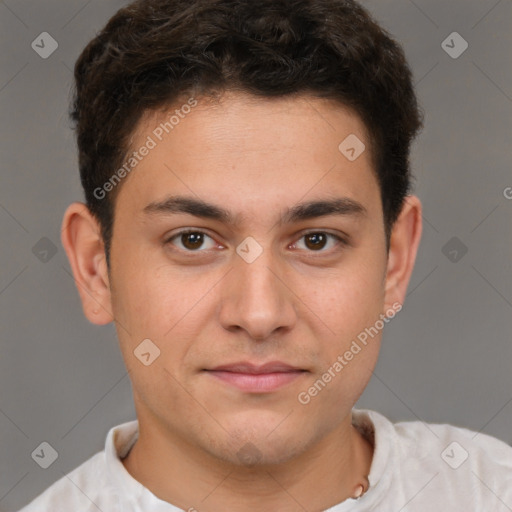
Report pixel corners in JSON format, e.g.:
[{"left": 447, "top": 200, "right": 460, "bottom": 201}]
[{"left": 61, "top": 91, "right": 422, "bottom": 511}]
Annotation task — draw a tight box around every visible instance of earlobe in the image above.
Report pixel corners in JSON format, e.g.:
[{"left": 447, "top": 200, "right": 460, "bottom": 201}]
[
  {"left": 60, "top": 202, "right": 114, "bottom": 325},
  {"left": 383, "top": 195, "right": 423, "bottom": 312}
]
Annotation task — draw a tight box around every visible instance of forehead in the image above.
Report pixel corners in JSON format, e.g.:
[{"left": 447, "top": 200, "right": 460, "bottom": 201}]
[
  {"left": 135, "top": 91, "right": 372, "bottom": 152},
  {"left": 116, "top": 91, "right": 381, "bottom": 223}
]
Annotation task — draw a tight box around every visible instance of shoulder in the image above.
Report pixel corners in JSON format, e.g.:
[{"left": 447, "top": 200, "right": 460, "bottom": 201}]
[
  {"left": 17, "top": 420, "right": 139, "bottom": 512},
  {"left": 355, "top": 409, "right": 512, "bottom": 510},
  {"left": 17, "top": 451, "right": 117, "bottom": 512},
  {"left": 399, "top": 417, "right": 512, "bottom": 505},
  {"left": 393, "top": 414, "right": 512, "bottom": 472}
]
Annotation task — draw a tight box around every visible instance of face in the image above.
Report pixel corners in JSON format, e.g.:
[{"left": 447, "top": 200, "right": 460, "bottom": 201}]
[{"left": 93, "top": 92, "right": 397, "bottom": 464}]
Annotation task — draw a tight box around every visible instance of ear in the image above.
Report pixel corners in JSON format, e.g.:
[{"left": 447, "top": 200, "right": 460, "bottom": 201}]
[
  {"left": 383, "top": 195, "right": 423, "bottom": 312},
  {"left": 61, "top": 202, "right": 114, "bottom": 325}
]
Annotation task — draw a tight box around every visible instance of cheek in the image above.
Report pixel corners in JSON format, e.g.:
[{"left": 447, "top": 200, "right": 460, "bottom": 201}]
[
  {"left": 301, "top": 277, "right": 383, "bottom": 413},
  {"left": 299, "top": 257, "right": 385, "bottom": 404},
  {"left": 308, "top": 260, "right": 386, "bottom": 341},
  {"left": 110, "top": 271, "right": 157, "bottom": 335},
  {"left": 110, "top": 260, "right": 218, "bottom": 352}
]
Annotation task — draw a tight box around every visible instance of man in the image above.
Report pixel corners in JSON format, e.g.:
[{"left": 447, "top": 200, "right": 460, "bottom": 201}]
[{"left": 19, "top": 0, "right": 512, "bottom": 510}]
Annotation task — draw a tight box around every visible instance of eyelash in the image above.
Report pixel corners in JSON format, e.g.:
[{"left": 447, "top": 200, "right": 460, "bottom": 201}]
[{"left": 164, "top": 229, "right": 348, "bottom": 254}]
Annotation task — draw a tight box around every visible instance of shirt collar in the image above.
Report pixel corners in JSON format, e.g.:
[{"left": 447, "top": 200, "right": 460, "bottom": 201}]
[
  {"left": 324, "top": 408, "right": 396, "bottom": 510},
  {"left": 104, "top": 419, "right": 182, "bottom": 511},
  {"left": 104, "top": 409, "right": 397, "bottom": 511}
]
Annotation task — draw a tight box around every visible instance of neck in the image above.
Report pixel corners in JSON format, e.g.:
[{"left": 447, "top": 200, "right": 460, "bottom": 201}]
[{"left": 122, "top": 413, "right": 373, "bottom": 511}]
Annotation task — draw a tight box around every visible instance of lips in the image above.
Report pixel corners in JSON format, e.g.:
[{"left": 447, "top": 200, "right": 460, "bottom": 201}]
[
  {"left": 204, "top": 361, "right": 307, "bottom": 392},
  {"left": 207, "top": 361, "right": 304, "bottom": 374}
]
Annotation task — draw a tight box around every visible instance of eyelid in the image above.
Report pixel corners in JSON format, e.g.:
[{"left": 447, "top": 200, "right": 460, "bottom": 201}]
[
  {"left": 295, "top": 228, "right": 349, "bottom": 244},
  {"left": 290, "top": 231, "right": 348, "bottom": 252},
  {"left": 164, "top": 228, "right": 220, "bottom": 250}
]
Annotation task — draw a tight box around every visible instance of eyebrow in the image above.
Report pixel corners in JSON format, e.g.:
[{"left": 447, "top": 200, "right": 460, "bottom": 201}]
[{"left": 143, "top": 195, "right": 367, "bottom": 225}]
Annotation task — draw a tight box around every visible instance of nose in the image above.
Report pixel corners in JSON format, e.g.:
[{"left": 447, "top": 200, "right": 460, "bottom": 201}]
[{"left": 218, "top": 244, "right": 297, "bottom": 341}]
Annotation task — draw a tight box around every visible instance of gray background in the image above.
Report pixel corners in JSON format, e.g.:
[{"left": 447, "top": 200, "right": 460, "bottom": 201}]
[{"left": 1, "top": 0, "right": 511, "bottom": 510}]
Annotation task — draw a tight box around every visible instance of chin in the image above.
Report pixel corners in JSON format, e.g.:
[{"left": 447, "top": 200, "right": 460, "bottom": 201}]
[
  {"left": 202, "top": 420, "right": 315, "bottom": 468},
  {"left": 214, "top": 440, "right": 304, "bottom": 468}
]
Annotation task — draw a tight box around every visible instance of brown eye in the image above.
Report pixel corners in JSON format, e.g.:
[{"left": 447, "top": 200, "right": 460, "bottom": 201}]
[
  {"left": 293, "top": 232, "right": 346, "bottom": 253},
  {"left": 166, "top": 230, "right": 217, "bottom": 251},
  {"left": 181, "top": 232, "right": 205, "bottom": 250},
  {"left": 304, "top": 233, "right": 328, "bottom": 251}
]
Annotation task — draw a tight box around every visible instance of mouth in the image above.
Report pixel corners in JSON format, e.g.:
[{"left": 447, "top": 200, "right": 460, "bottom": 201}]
[{"left": 203, "top": 361, "right": 308, "bottom": 393}]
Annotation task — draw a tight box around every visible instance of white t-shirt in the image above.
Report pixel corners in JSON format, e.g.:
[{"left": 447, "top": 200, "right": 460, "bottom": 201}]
[{"left": 17, "top": 409, "right": 512, "bottom": 511}]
